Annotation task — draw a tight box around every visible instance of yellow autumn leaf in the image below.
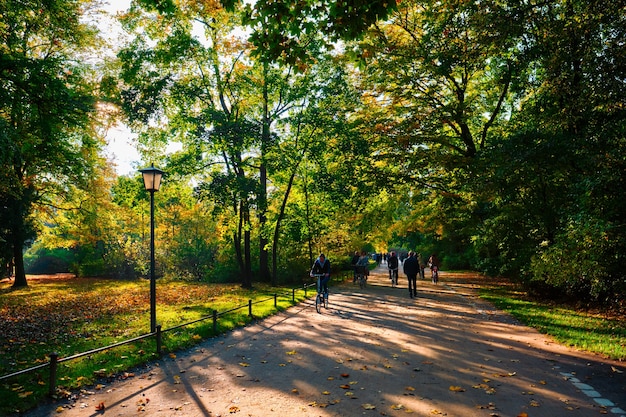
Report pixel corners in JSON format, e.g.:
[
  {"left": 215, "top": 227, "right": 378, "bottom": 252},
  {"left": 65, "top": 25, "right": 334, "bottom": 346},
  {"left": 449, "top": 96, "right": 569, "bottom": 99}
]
[
  {"left": 229, "top": 405, "right": 239, "bottom": 413},
  {"left": 291, "top": 388, "right": 299, "bottom": 394},
  {"left": 18, "top": 391, "right": 33, "bottom": 398},
  {"left": 322, "top": 390, "right": 331, "bottom": 395},
  {"left": 169, "top": 353, "right": 176, "bottom": 359},
  {"left": 55, "top": 406, "right": 64, "bottom": 413},
  {"left": 192, "top": 334, "right": 202, "bottom": 340},
  {"left": 238, "top": 362, "right": 249, "bottom": 367},
  {"left": 391, "top": 404, "right": 405, "bottom": 410},
  {"left": 449, "top": 385, "right": 465, "bottom": 392},
  {"left": 286, "top": 350, "right": 297, "bottom": 355},
  {"left": 405, "top": 386, "right": 416, "bottom": 391},
  {"left": 362, "top": 403, "right": 376, "bottom": 410}
]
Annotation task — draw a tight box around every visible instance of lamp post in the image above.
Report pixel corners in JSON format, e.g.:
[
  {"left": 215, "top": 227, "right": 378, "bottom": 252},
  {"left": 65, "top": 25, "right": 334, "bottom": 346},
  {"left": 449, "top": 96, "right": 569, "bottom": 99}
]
[{"left": 139, "top": 164, "right": 164, "bottom": 333}]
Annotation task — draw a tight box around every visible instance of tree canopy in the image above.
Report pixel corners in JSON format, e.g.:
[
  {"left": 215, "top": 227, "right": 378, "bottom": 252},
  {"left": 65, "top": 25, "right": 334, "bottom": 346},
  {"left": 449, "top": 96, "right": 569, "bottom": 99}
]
[{"left": 2, "top": 0, "right": 624, "bottom": 307}]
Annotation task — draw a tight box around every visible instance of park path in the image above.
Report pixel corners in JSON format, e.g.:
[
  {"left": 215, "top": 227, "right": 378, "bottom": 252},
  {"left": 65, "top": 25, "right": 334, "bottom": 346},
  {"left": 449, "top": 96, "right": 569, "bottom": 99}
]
[{"left": 27, "top": 265, "right": 625, "bottom": 417}]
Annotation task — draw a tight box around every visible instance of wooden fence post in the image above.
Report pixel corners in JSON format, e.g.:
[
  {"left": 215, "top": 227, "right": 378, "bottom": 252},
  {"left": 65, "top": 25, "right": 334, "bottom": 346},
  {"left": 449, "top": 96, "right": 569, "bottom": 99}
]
[
  {"left": 156, "top": 325, "right": 162, "bottom": 356},
  {"left": 274, "top": 293, "right": 277, "bottom": 308},
  {"left": 48, "top": 352, "right": 58, "bottom": 397},
  {"left": 248, "top": 299, "right": 252, "bottom": 317}
]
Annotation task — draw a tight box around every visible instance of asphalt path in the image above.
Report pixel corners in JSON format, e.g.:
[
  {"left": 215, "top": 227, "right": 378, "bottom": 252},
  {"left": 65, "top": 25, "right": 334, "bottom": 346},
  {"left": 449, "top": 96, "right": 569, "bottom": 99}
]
[{"left": 28, "top": 265, "right": 625, "bottom": 417}]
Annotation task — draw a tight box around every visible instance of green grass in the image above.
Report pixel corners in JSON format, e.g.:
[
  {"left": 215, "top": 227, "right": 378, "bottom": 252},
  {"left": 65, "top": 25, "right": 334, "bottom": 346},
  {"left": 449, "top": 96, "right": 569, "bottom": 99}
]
[
  {"left": 0, "top": 276, "right": 311, "bottom": 416},
  {"left": 480, "top": 286, "right": 626, "bottom": 361}
]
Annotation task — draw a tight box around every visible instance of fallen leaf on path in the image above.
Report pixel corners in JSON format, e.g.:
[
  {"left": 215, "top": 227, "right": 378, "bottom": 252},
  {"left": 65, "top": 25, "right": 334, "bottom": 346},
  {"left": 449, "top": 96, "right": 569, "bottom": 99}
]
[
  {"left": 286, "top": 350, "right": 297, "bottom": 355},
  {"left": 449, "top": 385, "right": 465, "bottom": 392},
  {"left": 362, "top": 403, "right": 376, "bottom": 410},
  {"left": 238, "top": 362, "right": 249, "bottom": 367},
  {"left": 391, "top": 404, "right": 404, "bottom": 410},
  {"left": 229, "top": 405, "right": 239, "bottom": 413},
  {"left": 95, "top": 402, "right": 105, "bottom": 411},
  {"left": 55, "top": 406, "right": 64, "bottom": 413},
  {"left": 340, "top": 384, "right": 351, "bottom": 389}
]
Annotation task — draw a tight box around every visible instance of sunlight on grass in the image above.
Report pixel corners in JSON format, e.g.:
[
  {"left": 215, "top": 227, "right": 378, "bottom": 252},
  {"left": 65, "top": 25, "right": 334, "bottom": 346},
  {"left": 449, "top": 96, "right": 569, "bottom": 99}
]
[
  {"left": 0, "top": 277, "right": 309, "bottom": 414},
  {"left": 480, "top": 288, "right": 626, "bottom": 361}
]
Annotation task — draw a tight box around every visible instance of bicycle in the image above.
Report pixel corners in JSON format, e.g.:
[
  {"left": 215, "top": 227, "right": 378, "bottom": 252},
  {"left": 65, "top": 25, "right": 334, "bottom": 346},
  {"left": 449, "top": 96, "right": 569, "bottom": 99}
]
[
  {"left": 312, "top": 273, "right": 329, "bottom": 313},
  {"left": 389, "top": 268, "right": 398, "bottom": 287},
  {"left": 431, "top": 265, "right": 439, "bottom": 284},
  {"left": 356, "top": 266, "right": 368, "bottom": 289}
]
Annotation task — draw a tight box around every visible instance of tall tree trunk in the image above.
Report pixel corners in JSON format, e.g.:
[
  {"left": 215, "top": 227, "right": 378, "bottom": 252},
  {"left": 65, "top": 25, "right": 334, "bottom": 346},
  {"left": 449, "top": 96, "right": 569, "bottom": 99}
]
[
  {"left": 271, "top": 157, "right": 302, "bottom": 285},
  {"left": 258, "top": 62, "right": 271, "bottom": 283},
  {"left": 242, "top": 200, "right": 253, "bottom": 288}
]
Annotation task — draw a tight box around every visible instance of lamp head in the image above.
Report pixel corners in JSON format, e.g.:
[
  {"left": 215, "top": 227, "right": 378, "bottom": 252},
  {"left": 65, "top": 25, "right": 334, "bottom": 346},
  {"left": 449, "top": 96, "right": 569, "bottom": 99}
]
[{"left": 139, "top": 164, "right": 164, "bottom": 192}]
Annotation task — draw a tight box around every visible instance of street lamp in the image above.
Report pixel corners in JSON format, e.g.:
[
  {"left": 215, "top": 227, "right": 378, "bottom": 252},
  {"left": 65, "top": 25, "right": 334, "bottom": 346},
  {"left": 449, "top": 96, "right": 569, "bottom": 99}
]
[{"left": 139, "top": 164, "right": 164, "bottom": 333}]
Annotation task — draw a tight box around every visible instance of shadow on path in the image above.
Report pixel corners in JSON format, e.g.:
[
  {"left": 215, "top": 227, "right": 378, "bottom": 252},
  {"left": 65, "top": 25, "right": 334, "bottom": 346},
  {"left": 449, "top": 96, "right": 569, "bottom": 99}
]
[{"left": 28, "top": 266, "right": 625, "bottom": 417}]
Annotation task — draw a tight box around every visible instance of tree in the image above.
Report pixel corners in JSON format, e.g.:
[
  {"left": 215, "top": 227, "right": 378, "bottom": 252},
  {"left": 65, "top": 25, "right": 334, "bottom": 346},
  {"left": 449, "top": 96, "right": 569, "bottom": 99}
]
[{"left": 0, "top": 0, "right": 100, "bottom": 287}]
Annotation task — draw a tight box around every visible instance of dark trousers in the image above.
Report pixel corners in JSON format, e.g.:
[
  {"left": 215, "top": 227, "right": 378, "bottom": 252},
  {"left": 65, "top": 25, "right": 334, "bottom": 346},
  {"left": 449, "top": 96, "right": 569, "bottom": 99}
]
[{"left": 407, "top": 274, "right": 417, "bottom": 295}]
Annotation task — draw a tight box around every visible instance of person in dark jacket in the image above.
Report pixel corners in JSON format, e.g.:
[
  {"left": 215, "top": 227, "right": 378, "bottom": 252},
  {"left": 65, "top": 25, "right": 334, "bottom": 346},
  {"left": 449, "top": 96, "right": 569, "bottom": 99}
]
[
  {"left": 387, "top": 251, "right": 399, "bottom": 286},
  {"left": 310, "top": 254, "right": 331, "bottom": 296},
  {"left": 403, "top": 251, "right": 419, "bottom": 298}
]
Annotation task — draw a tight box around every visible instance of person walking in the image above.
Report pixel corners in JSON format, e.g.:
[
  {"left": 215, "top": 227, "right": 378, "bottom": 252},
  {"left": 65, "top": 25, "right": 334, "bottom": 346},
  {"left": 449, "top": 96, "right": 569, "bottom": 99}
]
[
  {"left": 403, "top": 251, "right": 419, "bottom": 298},
  {"left": 387, "top": 251, "right": 399, "bottom": 286},
  {"left": 417, "top": 253, "right": 425, "bottom": 280}
]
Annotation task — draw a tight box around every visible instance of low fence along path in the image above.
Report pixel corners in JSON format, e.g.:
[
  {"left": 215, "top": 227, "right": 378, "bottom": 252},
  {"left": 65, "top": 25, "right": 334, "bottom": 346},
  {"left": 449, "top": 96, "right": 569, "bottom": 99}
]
[{"left": 29, "top": 265, "right": 625, "bottom": 417}]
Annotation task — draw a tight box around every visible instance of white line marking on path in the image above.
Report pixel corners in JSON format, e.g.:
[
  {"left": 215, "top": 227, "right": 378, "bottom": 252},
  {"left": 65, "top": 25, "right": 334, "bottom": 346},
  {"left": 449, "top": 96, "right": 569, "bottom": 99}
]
[{"left": 561, "top": 372, "right": 625, "bottom": 416}]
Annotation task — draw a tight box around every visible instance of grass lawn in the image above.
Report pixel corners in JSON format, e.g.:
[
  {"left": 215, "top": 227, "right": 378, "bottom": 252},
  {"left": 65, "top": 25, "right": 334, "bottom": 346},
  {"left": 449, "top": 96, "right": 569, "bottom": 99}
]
[
  {"left": 0, "top": 274, "right": 314, "bottom": 415},
  {"left": 479, "top": 284, "right": 626, "bottom": 361}
]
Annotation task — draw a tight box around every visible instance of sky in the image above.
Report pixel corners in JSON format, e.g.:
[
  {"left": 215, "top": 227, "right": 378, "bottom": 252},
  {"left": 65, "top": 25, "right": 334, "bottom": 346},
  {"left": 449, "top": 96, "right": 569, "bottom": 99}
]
[
  {"left": 98, "top": 1, "right": 185, "bottom": 176},
  {"left": 100, "top": 0, "right": 140, "bottom": 176}
]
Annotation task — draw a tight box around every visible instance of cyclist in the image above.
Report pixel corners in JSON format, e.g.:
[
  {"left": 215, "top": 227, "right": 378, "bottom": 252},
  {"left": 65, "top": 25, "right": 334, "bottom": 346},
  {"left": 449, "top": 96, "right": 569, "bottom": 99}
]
[
  {"left": 428, "top": 253, "right": 440, "bottom": 284},
  {"left": 387, "top": 251, "right": 399, "bottom": 286},
  {"left": 350, "top": 251, "right": 360, "bottom": 283},
  {"left": 355, "top": 251, "right": 369, "bottom": 283},
  {"left": 310, "top": 253, "right": 331, "bottom": 297}
]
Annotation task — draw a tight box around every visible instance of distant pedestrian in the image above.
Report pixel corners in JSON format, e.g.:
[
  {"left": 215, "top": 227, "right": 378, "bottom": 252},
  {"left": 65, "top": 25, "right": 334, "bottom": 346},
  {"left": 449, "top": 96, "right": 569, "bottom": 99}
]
[
  {"left": 351, "top": 251, "right": 360, "bottom": 283},
  {"left": 387, "top": 251, "right": 399, "bottom": 286},
  {"left": 417, "top": 253, "right": 425, "bottom": 280},
  {"left": 403, "top": 251, "right": 418, "bottom": 298},
  {"left": 428, "top": 254, "right": 440, "bottom": 284}
]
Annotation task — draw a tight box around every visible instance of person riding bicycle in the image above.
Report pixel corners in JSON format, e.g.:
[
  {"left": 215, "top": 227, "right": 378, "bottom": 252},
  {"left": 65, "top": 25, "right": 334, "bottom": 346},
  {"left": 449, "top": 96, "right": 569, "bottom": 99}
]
[
  {"left": 428, "top": 253, "right": 440, "bottom": 283},
  {"left": 310, "top": 253, "right": 331, "bottom": 297},
  {"left": 387, "top": 251, "right": 399, "bottom": 284},
  {"left": 355, "top": 251, "right": 369, "bottom": 282}
]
